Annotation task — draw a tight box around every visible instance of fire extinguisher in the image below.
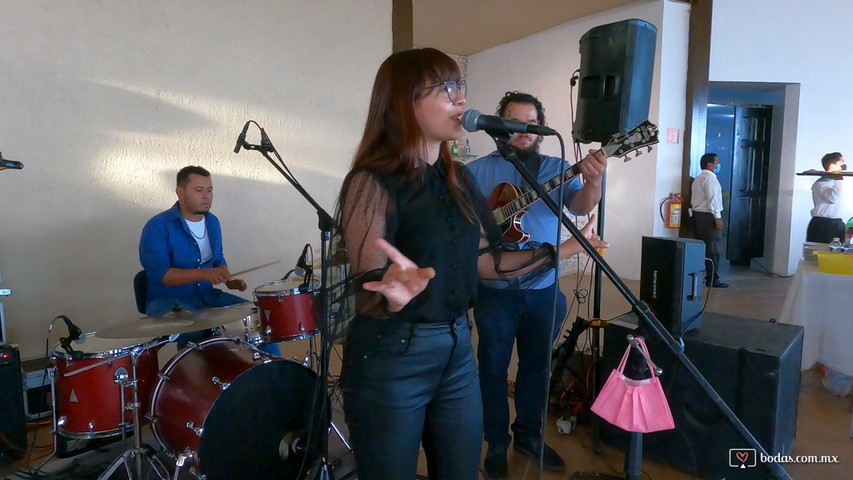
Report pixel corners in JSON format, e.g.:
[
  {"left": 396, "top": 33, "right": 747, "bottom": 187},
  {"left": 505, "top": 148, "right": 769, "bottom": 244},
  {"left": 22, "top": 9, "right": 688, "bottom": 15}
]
[{"left": 659, "top": 193, "right": 682, "bottom": 228}]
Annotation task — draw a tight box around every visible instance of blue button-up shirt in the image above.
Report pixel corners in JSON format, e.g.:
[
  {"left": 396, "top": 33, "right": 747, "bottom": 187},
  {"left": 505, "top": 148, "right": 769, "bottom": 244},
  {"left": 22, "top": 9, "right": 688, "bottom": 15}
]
[{"left": 139, "top": 202, "right": 227, "bottom": 304}]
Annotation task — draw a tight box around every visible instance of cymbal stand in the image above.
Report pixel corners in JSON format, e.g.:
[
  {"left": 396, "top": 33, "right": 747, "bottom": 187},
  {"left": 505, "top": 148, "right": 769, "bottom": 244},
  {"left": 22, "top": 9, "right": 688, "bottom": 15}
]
[{"left": 98, "top": 347, "right": 169, "bottom": 480}]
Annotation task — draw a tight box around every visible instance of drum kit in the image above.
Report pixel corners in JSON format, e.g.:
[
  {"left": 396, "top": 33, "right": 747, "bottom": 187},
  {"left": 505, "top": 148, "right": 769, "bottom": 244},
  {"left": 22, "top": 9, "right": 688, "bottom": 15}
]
[{"left": 42, "top": 270, "right": 352, "bottom": 480}]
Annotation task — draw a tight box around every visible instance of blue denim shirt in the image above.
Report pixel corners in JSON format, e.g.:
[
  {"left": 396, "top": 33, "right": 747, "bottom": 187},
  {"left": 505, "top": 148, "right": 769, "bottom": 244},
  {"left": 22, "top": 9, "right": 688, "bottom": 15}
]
[
  {"left": 139, "top": 202, "right": 227, "bottom": 306},
  {"left": 467, "top": 150, "right": 583, "bottom": 289}
]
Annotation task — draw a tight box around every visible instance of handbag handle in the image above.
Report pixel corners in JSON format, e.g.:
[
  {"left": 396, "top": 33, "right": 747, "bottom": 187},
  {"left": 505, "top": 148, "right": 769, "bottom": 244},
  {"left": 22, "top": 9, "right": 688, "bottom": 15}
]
[
  {"left": 629, "top": 335, "right": 663, "bottom": 376},
  {"left": 616, "top": 336, "right": 663, "bottom": 377}
]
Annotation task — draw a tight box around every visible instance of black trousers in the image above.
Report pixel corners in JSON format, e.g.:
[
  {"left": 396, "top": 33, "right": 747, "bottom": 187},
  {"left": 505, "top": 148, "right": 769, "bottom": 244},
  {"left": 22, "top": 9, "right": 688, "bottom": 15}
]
[
  {"left": 806, "top": 216, "right": 845, "bottom": 243},
  {"left": 693, "top": 211, "right": 723, "bottom": 285}
]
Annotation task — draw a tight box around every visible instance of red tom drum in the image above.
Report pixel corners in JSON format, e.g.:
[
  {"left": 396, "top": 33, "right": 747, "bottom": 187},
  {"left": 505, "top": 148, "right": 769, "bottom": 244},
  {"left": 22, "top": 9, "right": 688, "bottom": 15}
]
[
  {"left": 51, "top": 334, "right": 162, "bottom": 439},
  {"left": 253, "top": 278, "right": 319, "bottom": 342},
  {"left": 149, "top": 337, "right": 322, "bottom": 479}
]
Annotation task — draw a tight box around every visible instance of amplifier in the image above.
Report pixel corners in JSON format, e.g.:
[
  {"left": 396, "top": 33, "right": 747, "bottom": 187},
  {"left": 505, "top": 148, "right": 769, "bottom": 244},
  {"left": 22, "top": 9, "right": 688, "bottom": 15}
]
[{"left": 0, "top": 344, "right": 26, "bottom": 463}]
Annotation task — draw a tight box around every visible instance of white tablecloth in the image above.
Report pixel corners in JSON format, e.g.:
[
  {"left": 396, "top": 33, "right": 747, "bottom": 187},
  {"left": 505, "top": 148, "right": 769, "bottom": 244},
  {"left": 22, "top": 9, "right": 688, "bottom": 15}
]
[{"left": 779, "top": 260, "right": 853, "bottom": 376}]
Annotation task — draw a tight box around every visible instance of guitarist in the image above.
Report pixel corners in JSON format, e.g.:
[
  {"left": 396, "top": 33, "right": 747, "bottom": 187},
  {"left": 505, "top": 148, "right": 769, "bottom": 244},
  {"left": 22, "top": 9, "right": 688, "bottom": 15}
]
[{"left": 466, "top": 91, "right": 607, "bottom": 479}]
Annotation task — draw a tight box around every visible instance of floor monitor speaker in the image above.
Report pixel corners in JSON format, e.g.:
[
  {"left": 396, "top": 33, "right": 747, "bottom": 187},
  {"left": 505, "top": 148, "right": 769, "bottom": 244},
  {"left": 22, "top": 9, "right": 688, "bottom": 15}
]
[{"left": 600, "top": 313, "right": 803, "bottom": 479}]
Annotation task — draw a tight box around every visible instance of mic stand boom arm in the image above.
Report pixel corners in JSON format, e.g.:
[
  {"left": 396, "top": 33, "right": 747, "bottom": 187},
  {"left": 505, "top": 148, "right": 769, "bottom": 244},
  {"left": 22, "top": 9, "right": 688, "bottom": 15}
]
[
  {"left": 238, "top": 125, "right": 335, "bottom": 480},
  {"left": 488, "top": 132, "right": 790, "bottom": 480}
]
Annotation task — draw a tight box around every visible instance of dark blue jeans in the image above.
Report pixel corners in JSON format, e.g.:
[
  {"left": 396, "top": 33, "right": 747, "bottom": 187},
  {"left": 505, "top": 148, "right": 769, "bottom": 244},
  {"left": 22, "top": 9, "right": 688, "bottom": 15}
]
[
  {"left": 341, "top": 316, "right": 483, "bottom": 480},
  {"left": 474, "top": 283, "right": 566, "bottom": 449}
]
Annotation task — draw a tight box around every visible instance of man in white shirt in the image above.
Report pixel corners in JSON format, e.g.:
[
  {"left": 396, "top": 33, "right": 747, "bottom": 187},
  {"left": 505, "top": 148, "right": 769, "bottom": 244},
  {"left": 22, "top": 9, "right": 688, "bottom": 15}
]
[
  {"left": 691, "top": 153, "right": 728, "bottom": 288},
  {"left": 806, "top": 152, "right": 846, "bottom": 243}
]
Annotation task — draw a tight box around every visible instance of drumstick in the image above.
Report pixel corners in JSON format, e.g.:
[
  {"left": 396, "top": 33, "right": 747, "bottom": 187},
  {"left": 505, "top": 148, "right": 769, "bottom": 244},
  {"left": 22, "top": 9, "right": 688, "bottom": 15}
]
[{"left": 229, "top": 260, "right": 282, "bottom": 279}]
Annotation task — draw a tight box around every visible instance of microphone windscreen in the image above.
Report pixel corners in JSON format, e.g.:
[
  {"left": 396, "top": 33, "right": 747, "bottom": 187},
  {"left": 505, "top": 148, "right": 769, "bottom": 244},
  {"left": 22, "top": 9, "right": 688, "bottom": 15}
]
[{"left": 461, "top": 109, "right": 481, "bottom": 133}]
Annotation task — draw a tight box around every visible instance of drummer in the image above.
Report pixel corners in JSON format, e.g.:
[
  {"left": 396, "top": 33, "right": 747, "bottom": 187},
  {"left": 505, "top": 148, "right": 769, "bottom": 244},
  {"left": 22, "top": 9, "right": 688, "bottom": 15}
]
[{"left": 139, "top": 165, "right": 280, "bottom": 355}]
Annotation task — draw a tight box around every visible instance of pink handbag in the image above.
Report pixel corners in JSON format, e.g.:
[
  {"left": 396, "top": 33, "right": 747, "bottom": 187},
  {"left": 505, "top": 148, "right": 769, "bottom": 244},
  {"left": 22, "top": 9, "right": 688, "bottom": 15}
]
[{"left": 590, "top": 336, "right": 675, "bottom": 433}]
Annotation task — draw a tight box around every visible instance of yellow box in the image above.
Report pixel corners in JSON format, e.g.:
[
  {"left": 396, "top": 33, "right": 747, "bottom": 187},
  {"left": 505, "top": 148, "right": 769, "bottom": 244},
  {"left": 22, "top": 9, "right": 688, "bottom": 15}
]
[{"left": 817, "top": 252, "right": 853, "bottom": 275}]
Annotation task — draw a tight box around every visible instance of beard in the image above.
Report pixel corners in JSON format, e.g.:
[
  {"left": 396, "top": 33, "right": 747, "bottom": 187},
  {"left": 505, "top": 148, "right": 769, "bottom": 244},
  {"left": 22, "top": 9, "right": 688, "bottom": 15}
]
[
  {"left": 512, "top": 142, "right": 541, "bottom": 162},
  {"left": 510, "top": 137, "right": 541, "bottom": 159}
]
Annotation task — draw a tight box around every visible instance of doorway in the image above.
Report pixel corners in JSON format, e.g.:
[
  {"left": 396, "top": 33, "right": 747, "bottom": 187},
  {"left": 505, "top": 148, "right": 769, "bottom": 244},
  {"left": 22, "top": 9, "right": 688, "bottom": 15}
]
[{"left": 705, "top": 104, "right": 773, "bottom": 265}]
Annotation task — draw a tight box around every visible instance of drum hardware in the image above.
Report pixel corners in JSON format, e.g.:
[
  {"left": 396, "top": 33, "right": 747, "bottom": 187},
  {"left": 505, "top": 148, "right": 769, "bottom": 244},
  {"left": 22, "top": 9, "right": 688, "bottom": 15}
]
[
  {"left": 185, "top": 422, "right": 204, "bottom": 437},
  {"left": 210, "top": 377, "right": 230, "bottom": 390},
  {"left": 98, "top": 347, "right": 170, "bottom": 480}
]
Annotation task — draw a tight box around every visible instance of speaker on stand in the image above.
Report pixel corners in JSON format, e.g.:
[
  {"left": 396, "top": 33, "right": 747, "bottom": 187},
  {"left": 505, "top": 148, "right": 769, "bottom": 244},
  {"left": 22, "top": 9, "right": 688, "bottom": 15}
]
[{"left": 572, "top": 19, "right": 658, "bottom": 143}]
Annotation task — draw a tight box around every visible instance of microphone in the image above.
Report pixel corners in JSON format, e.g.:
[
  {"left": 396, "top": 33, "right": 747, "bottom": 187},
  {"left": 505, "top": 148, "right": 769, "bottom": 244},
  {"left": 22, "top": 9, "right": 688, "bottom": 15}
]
[
  {"left": 61, "top": 315, "right": 85, "bottom": 345},
  {"left": 58, "top": 315, "right": 85, "bottom": 355},
  {"left": 284, "top": 244, "right": 312, "bottom": 280},
  {"left": 0, "top": 152, "right": 24, "bottom": 170},
  {"left": 462, "top": 109, "right": 557, "bottom": 136},
  {"left": 233, "top": 121, "right": 251, "bottom": 153}
]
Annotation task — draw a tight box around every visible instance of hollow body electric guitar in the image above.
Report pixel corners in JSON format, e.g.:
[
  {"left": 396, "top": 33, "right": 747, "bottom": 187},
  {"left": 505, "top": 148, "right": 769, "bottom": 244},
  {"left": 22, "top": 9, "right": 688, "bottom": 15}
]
[{"left": 488, "top": 121, "right": 660, "bottom": 243}]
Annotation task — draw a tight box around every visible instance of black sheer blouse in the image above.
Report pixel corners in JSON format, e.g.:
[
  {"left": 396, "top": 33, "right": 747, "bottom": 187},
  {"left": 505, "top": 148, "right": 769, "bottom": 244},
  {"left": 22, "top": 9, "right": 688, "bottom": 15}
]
[{"left": 337, "top": 158, "right": 557, "bottom": 324}]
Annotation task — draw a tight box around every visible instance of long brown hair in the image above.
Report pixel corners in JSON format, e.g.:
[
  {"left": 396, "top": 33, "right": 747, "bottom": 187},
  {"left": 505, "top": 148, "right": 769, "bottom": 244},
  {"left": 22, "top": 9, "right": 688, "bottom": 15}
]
[{"left": 350, "top": 47, "right": 475, "bottom": 220}]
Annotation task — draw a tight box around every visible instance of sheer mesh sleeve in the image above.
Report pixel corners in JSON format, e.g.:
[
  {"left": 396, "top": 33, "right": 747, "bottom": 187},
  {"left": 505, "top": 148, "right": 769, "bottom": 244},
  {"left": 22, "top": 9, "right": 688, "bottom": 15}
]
[{"left": 338, "top": 169, "right": 395, "bottom": 319}]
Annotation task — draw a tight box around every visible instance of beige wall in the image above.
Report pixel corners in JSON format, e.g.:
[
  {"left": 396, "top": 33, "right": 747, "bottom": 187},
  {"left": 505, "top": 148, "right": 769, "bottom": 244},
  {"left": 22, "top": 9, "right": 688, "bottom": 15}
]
[{"left": 0, "top": 0, "right": 391, "bottom": 359}]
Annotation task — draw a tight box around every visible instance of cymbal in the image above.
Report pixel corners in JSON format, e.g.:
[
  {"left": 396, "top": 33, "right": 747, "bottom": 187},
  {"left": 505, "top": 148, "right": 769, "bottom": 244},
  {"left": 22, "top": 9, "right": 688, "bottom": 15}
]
[{"left": 96, "top": 303, "right": 255, "bottom": 339}]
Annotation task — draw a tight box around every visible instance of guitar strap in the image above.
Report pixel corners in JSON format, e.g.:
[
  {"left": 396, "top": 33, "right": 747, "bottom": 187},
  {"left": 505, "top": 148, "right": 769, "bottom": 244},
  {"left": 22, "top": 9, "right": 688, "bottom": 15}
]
[{"left": 519, "top": 154, "right": 542, "bottom": 193}]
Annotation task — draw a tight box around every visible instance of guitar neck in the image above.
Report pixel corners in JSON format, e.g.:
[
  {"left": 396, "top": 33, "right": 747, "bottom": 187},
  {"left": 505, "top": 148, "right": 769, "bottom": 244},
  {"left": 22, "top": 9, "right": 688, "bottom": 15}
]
[
  {"left": 500, "top": 161, "right": 584, "bottom": 218},
  {"left": 493, "top": 120, "right": 659, "bottom": 234}
]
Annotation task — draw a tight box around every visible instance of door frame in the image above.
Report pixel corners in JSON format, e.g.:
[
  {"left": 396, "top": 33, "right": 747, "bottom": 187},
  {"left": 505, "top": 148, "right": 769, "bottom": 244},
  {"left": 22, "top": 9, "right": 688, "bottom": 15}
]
[{"left": 706, "top": 82, "right": 800, "bottom": 276}]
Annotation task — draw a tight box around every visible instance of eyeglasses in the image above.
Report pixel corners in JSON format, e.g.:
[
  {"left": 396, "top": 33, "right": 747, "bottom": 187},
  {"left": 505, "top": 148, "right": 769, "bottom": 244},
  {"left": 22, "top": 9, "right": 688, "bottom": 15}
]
[{"left": 425, "top": 80, "right": 466, "bottom": 102}]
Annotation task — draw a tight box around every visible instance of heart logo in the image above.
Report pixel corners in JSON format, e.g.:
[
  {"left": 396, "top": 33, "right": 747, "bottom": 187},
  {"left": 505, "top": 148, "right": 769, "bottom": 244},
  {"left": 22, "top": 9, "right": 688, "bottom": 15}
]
[{"left": 736, "top": 451, "right": 749, "bottom": 463}]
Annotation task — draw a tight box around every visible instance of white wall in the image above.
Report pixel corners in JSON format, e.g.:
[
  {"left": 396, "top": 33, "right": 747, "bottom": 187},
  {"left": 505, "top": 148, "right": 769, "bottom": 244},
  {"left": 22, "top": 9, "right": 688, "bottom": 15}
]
[
  {"left": 467, "top": 0, "right": 689, "bottom": 279},
  {"left": 711, "top": 0, "right": 853, "bottom": 274},
  {"left": 0, "top": 0, "right": 391, "bottom": 358}
]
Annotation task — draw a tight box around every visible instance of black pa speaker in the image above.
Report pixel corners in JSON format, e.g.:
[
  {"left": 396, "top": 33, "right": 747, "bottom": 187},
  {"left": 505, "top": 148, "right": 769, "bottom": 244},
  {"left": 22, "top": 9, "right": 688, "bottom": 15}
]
[
  {"left": 600, "top": 313, "right": 803, "bottom": 479},
  {"left": 573, "top": 18, "right": 657, "bottom": 143},
  {"left": 640, "top": 236, "right": 706, "bottom": 336},
  {"left": 0, "top": 344, "right": 27, "bottom": 463}
]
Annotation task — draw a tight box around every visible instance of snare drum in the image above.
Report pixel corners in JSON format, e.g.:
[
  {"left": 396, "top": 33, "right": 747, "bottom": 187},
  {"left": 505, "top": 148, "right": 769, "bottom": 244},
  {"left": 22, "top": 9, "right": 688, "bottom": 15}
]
[
  {"left": 51, "top": 333, "right": 162, "bottom": 439},
  {"left": 150, "top": 337, "right": 322, "bottom": 479},
  {"left": 253, "top": 278, "right": 319, "bottom": 342}
]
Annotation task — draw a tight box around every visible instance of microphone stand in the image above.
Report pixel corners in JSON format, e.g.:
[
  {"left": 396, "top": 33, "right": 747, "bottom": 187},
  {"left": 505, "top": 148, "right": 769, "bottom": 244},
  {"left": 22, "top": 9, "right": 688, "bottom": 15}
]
[
  {"left": 237, "top": 126, "right": 335, "bottom": 480},
  {"left": 487, "top": 132, "right": 790, "bottom": 480}
]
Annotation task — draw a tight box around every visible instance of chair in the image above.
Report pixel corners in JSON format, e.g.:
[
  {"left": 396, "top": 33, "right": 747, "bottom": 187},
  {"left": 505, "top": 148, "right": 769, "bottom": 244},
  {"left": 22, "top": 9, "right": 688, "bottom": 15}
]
[{"left": 133, "top": 270, "right": 148, "bottom": 314}]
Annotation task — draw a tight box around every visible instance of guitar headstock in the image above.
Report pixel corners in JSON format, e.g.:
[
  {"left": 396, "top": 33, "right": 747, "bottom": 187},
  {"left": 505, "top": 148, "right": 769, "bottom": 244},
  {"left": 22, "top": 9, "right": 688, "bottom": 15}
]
[{"left": 599, "top": 121, "right": 660, "bottom": 161}]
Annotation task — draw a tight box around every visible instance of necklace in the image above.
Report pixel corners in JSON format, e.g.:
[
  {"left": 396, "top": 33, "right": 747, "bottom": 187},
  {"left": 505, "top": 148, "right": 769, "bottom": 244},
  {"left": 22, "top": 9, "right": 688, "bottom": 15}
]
[{"left": 188, "top": 220, "right": 207, "bottom": 240}]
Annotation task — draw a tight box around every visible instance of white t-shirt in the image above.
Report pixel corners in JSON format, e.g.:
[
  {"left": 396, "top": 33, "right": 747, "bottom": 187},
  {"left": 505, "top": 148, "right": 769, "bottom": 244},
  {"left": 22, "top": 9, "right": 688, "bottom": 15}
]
[{"left": 186, "top": 217, "right": 213, "bottom": 264}]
